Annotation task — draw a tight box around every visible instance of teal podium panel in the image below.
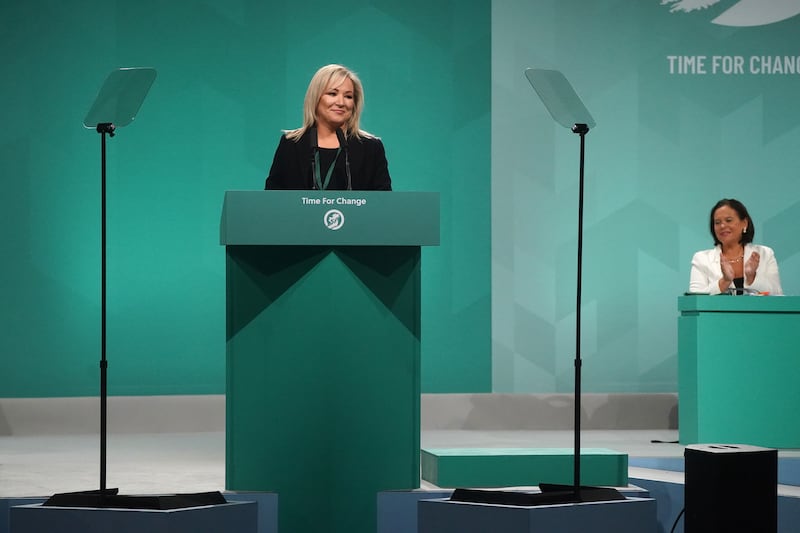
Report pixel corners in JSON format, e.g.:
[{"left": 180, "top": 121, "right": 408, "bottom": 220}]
[
  {"left": 678, "top": 295, "right": 800, "bottom": 448},
  {"left": 222, "top": 190, "right": 439, "bottom": 533},
  {"left": 221, "top": 190, "right": 439, "bottom": 246},
  {"left": 421, "top": 448, "right": 628, "bottom": 488}
]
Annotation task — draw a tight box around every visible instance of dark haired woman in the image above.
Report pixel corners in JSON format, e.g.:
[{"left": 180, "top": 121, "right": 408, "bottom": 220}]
[{"left": 689, "top": 198, "right": 783, "bottom": 295}]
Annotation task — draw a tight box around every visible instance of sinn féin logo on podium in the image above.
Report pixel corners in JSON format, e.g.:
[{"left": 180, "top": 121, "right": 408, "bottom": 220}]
[
  {"left": 661, "top": 0, "right": 800, "bottom": 27},
  {"left": 324, "top": 209, "right": 345, "bottom": 230}
]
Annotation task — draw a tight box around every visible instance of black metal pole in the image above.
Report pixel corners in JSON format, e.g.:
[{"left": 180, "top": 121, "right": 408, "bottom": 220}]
[
  {"left": 97, "top": 122, "right": 115, "bottom": 496},
  {"left": 571, "top": 122, "right": 589, "bottom": 494}
]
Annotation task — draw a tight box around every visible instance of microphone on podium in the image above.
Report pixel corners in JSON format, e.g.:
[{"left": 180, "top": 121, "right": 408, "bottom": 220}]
[
  {"left": 335, "top": 128, "right": 352, "bottom": 190},
  {"left": 309, "top": 127, "right": 320, "bottom": 189}
]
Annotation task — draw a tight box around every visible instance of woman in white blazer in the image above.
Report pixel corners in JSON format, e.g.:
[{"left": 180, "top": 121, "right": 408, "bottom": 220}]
[{"left": 689, "top": 199, "right": 783, "bottom": 295}]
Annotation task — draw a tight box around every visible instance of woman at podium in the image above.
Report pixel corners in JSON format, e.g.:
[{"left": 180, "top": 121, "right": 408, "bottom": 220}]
[
  {"left": 689, "top": 198, "right": 782, "bottom": 295},
  {"left": 264, "top": 64, "right": 392, "bottom": 191}
]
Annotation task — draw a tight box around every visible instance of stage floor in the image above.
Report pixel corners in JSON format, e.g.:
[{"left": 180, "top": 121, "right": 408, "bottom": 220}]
[
  {"left": 0, "top": 428, "right": 763, "bottom": 498},
  {"left": 3, "top": 393, "right": 800, "bottom": 498}
]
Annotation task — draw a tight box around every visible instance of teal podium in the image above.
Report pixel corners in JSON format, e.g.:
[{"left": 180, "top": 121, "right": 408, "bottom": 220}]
[
  {"left": 678, "top": 295, "right": 800, "bottom": 448},
  {"left": 221, "top": 190, "right": 439, "bottom": 533}
]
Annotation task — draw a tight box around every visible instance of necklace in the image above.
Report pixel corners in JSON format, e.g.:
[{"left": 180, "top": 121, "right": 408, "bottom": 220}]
[{"left": 722, "top": 255, "right": 744, "bottom": 264}]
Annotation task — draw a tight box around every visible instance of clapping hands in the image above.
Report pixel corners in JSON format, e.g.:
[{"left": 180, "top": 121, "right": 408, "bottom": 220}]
[
  {"left": 744, "top": 251, "right": 760, "bottom": 284},
  {"left": 721, "top": 258, "right": 735, "bottom": 282}
]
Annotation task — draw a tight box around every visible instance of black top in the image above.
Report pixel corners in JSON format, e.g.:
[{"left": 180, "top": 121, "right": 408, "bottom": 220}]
[
  {"left": 264, "top": 130, "right": 392, "bottom": 191},
  {"left": 733, "top": 276, "right": 744, "bottom": 294}
]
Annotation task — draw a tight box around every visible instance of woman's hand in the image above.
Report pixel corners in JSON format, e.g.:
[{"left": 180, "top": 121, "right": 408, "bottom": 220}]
[
  {"left": 720, "top": 257, "right": 735, "bottom": 282},
  {"left": 744, "top": 251, "right": 760, "bottom": 285},
  {"left": 718, "top": 257, "right": 735, "bottom": 293}
]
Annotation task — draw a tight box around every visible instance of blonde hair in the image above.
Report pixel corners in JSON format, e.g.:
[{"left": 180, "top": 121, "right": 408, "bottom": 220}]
[{"left": 285, "top": 64, "right": 370, "bottom": 141}]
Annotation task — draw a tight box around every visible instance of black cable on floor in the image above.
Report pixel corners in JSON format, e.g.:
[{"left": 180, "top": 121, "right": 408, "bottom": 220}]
[{"left": 670, "top": 507, "right": 685, "bottom": 533}]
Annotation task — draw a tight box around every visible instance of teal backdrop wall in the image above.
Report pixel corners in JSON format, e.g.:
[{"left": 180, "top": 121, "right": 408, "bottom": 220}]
[
  {"left": 0, "top": 0, "right": 491, "bottom": 397},
  {"left": 5, "top": 1, "right": 798, "bottom": 400},
  {"left": 492, "top": 1, "right": 800, "bottom": 393}
]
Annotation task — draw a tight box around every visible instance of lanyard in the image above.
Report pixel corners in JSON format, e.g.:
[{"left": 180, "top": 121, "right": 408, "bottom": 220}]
[{"left": 313, "top": 148, "right": 341, "bottom": 190}]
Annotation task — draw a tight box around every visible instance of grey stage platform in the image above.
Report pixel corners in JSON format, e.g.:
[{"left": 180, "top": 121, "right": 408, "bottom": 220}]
[{"left": 3, "top": 394, "right": 800, "bottom": 533}]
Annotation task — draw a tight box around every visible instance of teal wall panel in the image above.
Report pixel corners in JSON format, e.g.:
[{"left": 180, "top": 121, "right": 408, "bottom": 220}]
[
  {"left": 5, "top": 0, "right": 796, "bottom": 399},
  {"left": 492, "top": 1, "right": 800, "bottom": 392},
  {"left": 0, "top": 0, "right": 491, "bottom": 396}
]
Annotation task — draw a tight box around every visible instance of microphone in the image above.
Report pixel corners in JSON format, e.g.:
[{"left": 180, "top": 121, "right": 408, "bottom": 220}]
[
  {"left": 309, "top": 127, "right": 319, "bottom": 189},
  {"left": 335, "top": 128, "right": 352, "bottom": 190},
  {"left": 725, "top": 287, "right": 760, "bottom": 296}
]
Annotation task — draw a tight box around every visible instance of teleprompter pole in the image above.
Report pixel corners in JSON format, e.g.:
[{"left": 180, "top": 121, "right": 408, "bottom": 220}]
[
  {"left": 571, "top": 122, "right": 589, "bottom": 493},
  {"left": 97, "top": 122, "right": 115, "bottom": 496}
]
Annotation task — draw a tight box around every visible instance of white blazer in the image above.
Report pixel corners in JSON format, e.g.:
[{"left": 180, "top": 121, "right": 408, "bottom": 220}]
[{"left": 689, "top": 243, "right": 783, "bottom": 295}]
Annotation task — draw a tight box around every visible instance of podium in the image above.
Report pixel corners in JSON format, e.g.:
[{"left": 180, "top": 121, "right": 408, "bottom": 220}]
[
  {"left": 221, "top": 190, "right": 439, "bottom": 533},
  {"left": 678, "top": 295, "right": 800, "bottom": 448}
]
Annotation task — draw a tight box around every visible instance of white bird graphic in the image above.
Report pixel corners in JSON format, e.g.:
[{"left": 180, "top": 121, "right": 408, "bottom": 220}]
[
  {"left": 661, "top": 0, "right": 800, "bottom": 26},
  {"left": 661, "top": 0, "right": 720, "bottom": 13}
]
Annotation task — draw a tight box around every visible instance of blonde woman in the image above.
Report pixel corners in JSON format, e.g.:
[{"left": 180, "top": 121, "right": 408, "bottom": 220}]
[{"left": 265, "top": 64, "right": 392, "bottom": 191}]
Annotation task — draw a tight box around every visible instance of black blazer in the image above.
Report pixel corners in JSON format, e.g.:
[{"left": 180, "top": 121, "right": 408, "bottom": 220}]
[{"left": 264, "top": 130, "right": 392, "bottom": 190}]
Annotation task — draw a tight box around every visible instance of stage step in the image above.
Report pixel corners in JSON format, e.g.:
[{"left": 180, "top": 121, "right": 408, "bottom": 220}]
[
  {"left": 2, "top": 493, "right": 276, "bottom": 533},
  {"left": 418, "top": 496, "right": 656, "bottom": 533},
  {"left": 9, "top": 501, "right": 256, "bottom": 533},
  {"left": 378, "top": 486, "right": 649, "bottom": 533},
  {"left": 630, "top": 456, "right": 800, "bottom": 487},
  {"left": 421, "top": 448, "right": 628, "bottom": 488}
]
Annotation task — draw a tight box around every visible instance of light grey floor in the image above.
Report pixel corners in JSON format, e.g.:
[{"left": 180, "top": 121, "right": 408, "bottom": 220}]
[
  {"left": 0, "top": 429, "right": 685, "bottom": 498},
  {"left": 5, "top": 428, "right": 800, "bottom": 498},
  {"left": 0, "top": 432, "right": 225, "bottom": 498},
  {"left": 422, "top": 429, "right": 685, "bottom": 456},
  {"left": 4, "top": 394, "right": 799, "bottom": 499}
]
